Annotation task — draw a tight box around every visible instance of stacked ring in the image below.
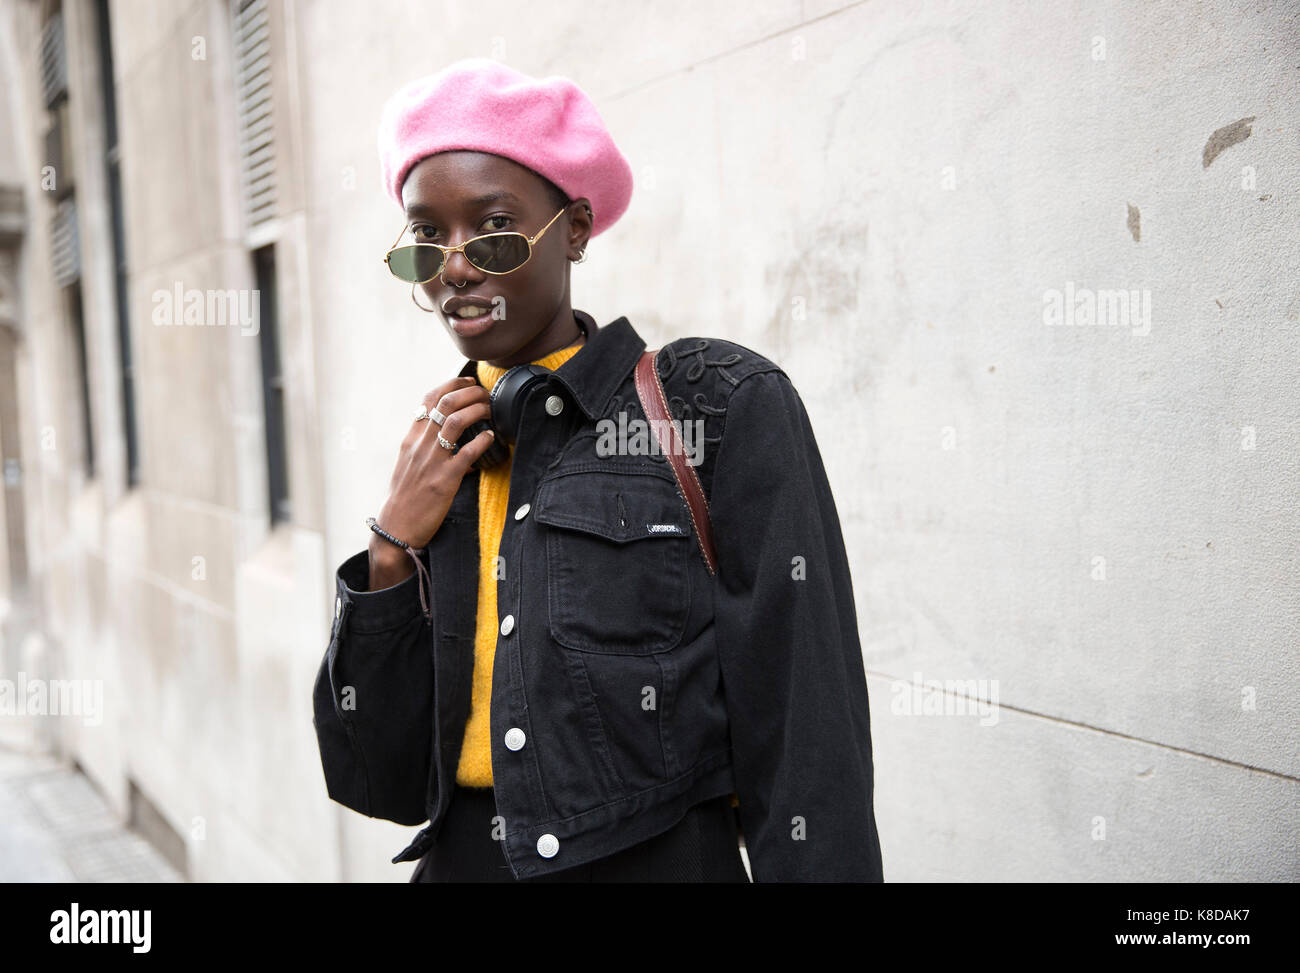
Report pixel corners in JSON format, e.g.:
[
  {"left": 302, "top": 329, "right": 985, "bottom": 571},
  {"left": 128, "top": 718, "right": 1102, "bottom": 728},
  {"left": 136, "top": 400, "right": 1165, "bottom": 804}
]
[{"left": 414, "top": 404, "right": 448, "bottom": 424}]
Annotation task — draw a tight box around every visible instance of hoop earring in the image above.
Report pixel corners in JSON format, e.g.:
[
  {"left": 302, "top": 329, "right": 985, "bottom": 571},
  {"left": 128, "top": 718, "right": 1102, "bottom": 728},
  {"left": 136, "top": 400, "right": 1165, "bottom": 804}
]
[
  {"left": 411, "top": 283, "right": 437, "bottom": 313},
  {"left": 573, "top": 249, "right": 587, "bottom": 264}
]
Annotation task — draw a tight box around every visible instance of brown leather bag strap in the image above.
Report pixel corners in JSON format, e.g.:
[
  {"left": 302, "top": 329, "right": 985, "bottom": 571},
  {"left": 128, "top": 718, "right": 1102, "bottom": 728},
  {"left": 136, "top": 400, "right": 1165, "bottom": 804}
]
[{"left": 634, "top": 349, "right": 718, "bottom": 576}]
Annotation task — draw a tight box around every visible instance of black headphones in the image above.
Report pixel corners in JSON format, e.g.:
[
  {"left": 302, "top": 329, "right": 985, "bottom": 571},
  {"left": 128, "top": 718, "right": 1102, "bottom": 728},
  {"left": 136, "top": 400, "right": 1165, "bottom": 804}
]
[
  {"left": 456, "top": 314, "right": 588, "bottom": 470},
  {"left": 457, "top": 364, "right": 559, "bottom": 470}
]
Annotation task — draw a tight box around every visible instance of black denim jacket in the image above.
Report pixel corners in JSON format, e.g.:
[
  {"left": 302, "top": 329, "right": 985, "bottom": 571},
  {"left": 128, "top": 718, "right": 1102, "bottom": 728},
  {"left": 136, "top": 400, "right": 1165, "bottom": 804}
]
[{"left": 311, "top": 311, "right": 884, "bottom": 881}]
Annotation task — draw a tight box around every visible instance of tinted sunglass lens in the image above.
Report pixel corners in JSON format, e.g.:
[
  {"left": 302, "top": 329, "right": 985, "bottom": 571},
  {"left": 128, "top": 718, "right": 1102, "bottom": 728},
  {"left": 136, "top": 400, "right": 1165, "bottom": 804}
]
[
  {"left": 388, "top": 246, "right": 443, "bottom": 282},
  {"left": 466, "top": 235, "right": 530, "bottom": 273}
]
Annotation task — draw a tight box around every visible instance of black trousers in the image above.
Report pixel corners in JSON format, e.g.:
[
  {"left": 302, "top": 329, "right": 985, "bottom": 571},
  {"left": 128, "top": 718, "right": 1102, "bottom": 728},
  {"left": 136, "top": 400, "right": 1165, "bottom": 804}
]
[{"left": 410, "top": 785, "right": 751, "bottom": 882}]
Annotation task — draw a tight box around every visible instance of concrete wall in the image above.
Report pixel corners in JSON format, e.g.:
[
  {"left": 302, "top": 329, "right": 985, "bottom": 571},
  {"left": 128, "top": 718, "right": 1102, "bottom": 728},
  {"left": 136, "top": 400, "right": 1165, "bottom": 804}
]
[{"left": 0, "top": 0, "right": 1295, "bottom": 881}]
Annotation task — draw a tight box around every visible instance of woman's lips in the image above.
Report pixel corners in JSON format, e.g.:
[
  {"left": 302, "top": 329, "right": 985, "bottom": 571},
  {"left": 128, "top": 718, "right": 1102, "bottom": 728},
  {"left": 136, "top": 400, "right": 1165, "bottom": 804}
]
[{"left": 449, "top": 312, "right": 495, "bottom": 337}]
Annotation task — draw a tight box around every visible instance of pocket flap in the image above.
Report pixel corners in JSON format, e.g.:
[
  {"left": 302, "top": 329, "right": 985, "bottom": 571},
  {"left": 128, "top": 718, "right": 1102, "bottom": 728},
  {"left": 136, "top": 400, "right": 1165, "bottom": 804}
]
[{"left": 533, "top": 467, "right": 693, "bottom": 543}]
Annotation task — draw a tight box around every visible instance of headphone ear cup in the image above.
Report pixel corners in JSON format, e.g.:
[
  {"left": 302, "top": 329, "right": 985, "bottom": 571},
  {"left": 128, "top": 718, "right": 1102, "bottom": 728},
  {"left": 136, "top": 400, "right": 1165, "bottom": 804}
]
[{"left": 489, "top": 364, "right": 555, "bottom": 447}]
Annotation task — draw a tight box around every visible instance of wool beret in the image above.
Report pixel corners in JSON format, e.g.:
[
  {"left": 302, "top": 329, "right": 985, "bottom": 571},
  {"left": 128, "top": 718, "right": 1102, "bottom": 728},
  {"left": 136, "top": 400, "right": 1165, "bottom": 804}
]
[{"left": 377, "top": 58, "right": 634, "bottom": 237}]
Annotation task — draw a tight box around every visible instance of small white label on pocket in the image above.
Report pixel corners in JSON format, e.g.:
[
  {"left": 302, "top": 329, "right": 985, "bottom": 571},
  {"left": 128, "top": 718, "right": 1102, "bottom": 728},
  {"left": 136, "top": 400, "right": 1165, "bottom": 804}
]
[{"left": 647, "top": 523, "right": 685, "bottom": 534}]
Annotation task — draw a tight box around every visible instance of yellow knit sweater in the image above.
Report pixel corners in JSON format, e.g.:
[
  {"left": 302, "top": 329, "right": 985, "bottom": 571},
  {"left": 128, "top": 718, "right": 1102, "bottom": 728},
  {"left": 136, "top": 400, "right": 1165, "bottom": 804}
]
[{"left": 455, "top": 339, "right": 586, "bottom": 787}]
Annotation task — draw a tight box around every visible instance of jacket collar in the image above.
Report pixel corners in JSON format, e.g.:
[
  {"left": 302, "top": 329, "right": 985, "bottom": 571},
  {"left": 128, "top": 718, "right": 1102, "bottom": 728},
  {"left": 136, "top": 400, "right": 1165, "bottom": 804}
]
[{"left": 456, "top": 310, "right": 647, "bottom": 420}]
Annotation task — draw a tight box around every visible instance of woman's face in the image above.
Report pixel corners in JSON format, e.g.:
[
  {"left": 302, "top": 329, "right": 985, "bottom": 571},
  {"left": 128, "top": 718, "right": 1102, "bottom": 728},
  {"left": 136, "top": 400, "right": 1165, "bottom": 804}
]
[{"left": 400, "top": 150, "right": 591, "bottom": 367}]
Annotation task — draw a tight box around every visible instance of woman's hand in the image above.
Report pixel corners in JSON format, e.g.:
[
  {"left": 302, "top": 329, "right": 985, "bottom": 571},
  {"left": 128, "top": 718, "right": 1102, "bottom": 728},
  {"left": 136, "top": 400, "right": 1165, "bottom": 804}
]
[{"left": 369, "top": 375, "right": 495, "bottom": 590}]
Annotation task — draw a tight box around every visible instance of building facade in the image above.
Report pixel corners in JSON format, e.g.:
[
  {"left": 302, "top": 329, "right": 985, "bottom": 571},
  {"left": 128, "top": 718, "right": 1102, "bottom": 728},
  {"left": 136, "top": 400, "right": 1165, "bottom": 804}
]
[{"left": 0, "top": 0, "right": 1295, "bottom": 882}]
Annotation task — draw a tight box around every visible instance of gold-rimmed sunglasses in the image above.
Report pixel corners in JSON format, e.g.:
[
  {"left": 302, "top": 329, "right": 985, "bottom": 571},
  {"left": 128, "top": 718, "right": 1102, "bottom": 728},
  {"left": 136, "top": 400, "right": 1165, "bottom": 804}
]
[{"left": 383, "top": 205, "right": 568, "bottom": 283}]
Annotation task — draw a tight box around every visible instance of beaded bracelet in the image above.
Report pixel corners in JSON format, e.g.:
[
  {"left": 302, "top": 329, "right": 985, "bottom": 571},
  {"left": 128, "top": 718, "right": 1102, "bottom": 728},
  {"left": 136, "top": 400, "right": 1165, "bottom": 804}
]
[
  {"left": 366, "top": 517, "right": 409, "bottom": 550},
  {"left": 366, "top": 517, "right": 433, "bottom": 621}
]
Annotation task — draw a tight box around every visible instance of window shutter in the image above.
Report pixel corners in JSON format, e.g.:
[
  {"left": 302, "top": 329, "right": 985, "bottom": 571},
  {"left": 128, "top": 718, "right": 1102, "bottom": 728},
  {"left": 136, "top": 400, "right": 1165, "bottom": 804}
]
[
  {"left": 39, "top": 11, "right": 68, "bottom": 109},
  {"left": 50, "top": 197, "right": 80, "bottom": 287},
  {"left": 233, "top": 0, "right": 276, "bottom": 232}
]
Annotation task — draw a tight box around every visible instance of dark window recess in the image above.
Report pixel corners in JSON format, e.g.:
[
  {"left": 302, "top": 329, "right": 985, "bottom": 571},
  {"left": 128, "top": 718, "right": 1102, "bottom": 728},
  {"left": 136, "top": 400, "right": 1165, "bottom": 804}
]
[
  {"left": 96, "top": 0, "right": 138, "bottom": 487},
  {"left": 254, "top": 244, "right": 289, "bottom": 524},
  {"left": 65, "top": 283, "right": 94, "bottom": 479},
  {"left": 50, "top": 100, "right": 74, "bottom": 200}
]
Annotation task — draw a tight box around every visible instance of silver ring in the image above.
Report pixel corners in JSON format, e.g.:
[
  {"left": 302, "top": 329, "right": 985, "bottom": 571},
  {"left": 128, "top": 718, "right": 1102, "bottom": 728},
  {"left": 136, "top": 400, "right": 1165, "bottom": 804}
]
[
  {"left": 428, "top": 407, "right": 447, "bottom": 425},
  {"left": 414, "top": 405, "right": 429, "bottom": 421},
  {"left": 437, "top": 433, "right": 456, "bottom": 451}
]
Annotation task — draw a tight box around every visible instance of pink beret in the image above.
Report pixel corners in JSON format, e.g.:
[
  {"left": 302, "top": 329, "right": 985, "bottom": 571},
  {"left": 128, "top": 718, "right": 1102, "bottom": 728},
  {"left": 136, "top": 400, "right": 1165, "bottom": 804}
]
[{"left": 377, "top": 59, "right": 634, "bottom": 238}]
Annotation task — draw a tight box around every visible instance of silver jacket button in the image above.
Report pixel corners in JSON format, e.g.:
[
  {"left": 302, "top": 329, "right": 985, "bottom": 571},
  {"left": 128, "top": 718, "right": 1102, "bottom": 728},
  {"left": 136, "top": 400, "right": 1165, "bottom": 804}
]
[
  {"left": 514, "top": 503, "right": 530, "bottom": 520},
  {"left": 500, "top": 614, "right": 515, "bottom": 635},
  {"left": 544, "top": 395, "right": 564, "bottom": 416},
  {"left": 536, "top": 833, "right": 559, "bottom": 858},
  {"left": 504, "top": 727, "right": 526, "bottom": 751}
]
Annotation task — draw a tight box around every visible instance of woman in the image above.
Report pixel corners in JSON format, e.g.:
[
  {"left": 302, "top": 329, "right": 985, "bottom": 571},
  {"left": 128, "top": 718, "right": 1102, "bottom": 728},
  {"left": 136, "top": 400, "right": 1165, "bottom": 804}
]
[{"left": 312, "top": 59, "right": 884, "bottom": 883}]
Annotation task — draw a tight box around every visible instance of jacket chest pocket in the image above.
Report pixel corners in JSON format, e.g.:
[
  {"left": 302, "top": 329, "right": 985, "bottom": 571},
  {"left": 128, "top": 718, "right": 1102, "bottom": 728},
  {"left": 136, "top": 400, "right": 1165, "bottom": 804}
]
[{"left": 533, "top": 465, "right": 693, "bottom": 655}]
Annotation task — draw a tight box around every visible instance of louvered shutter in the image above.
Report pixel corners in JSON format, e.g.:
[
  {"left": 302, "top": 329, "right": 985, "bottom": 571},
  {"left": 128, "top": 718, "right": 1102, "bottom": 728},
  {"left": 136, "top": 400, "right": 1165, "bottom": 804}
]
[
  {"left": 40, "top": 10, "right": 68, "bottom": 109},
  {"left": 50, "top": 197, "right": 79, "bottom": 287},
  {"left": 234, "top": 0, "right": 276, "bottom": 232}
]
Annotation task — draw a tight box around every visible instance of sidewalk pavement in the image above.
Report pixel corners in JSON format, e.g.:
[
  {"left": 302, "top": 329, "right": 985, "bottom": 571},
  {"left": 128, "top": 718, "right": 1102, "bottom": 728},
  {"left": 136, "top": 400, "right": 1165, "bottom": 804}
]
[{"left": 0, "top": 746, "right": 184, "bottom": 883}]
